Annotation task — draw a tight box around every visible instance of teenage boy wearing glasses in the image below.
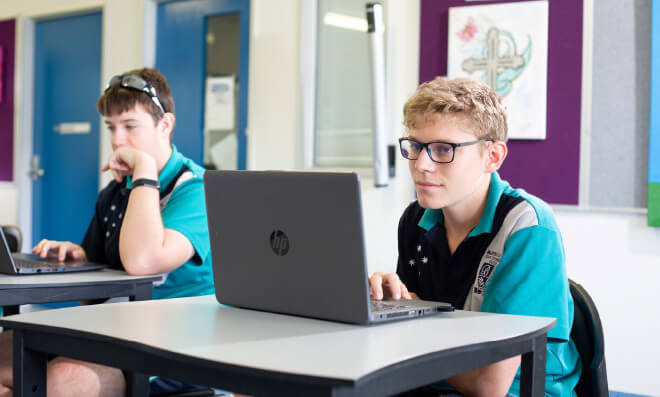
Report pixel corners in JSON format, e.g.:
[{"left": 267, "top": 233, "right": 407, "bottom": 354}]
[
  {"left": 369, "top": 77, "right": 581, "bottom": 397},
  {"left": 0, "top": 68, "right": 214, "bottom": 397}
]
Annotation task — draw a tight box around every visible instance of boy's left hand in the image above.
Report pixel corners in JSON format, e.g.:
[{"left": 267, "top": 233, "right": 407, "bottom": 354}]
[{"left": 102, "top": 147, "right": 156, "bottom": 182}]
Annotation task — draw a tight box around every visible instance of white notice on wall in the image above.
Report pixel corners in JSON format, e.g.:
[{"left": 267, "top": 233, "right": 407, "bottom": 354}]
[
  {"left": 204, "top": 76, "right": 235, "bottom": 131},
  {"left": 53, "top": 122, "right": 91, "bottom": 134},
  {"left": 210, "top": 132, "right": 238, "bottom": 170}
]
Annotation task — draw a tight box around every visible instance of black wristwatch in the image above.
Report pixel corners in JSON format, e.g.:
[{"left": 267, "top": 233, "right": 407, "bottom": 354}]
[{"left": 132, "top": 178, "right": 160, "bottom": 190}]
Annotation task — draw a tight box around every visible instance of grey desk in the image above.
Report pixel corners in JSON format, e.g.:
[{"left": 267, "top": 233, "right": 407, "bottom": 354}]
[
  {"left": 0, "top": 295, "right": 555, "bottom": 397},
  {"left": 0, "top": 269, "right": 161, "bottom": 396},
  {"left": 0, "top": 269, "right": 161, "bottom": 316}
]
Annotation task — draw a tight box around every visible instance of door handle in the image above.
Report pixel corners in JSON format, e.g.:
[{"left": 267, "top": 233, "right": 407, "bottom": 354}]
[{"left": 29, "top": 155, "right": 45, "bottom": 180}]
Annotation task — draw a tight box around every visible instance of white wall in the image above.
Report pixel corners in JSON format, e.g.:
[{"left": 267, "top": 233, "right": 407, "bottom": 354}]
[
  {"left": 557, "top": 209, "right": 660, "bottom": 395},
  {"left": 246, "top": 0, "right": 301, "bottom": 171},
  {"left": 1, "top": 0, "right": 659, "bottom": 395}
]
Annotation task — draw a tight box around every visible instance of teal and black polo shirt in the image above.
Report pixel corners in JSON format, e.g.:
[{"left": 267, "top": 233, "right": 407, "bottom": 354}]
[
  {"left": 396, "top": 172, "right": 581, "bottom": 397},
  {"left": 81, "top": 145, "right": 214, "bottom": 300}
]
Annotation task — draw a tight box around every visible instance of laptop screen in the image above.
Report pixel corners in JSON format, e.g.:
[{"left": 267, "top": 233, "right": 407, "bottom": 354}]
[{"left": 204, "top": 171, "right": 372, "bottom": 324}]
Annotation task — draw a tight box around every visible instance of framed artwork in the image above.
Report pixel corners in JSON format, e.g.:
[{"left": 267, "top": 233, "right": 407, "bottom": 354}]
[{"left": 447, "top": 1, "right": 549, "bottom": 140}]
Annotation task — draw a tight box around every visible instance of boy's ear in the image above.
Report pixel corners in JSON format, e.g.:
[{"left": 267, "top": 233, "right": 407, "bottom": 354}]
[
  {"left": 485, "top": 141, "right": 507, "bottom": 173},
  {"left": 158, "top": 113, "right": 176, "bottom": 139}
]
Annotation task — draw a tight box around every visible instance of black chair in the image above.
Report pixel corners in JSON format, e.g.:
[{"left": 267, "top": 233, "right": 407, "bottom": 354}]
[
  {"left": 569, "top": 279, "right": 609, "bottom": 397},
  {"left": 1, "top": 226, "right": 22, "bottom": 316},
  {"left": 148, "top": 376, "right": 218, "bottom": 396},
  {"left": 1, "top": 225, "right": 22, "bottom": 253}
]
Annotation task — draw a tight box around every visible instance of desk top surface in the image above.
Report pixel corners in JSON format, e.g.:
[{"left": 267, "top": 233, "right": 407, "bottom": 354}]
[
  {"left": 0, "top": 269, "right": 161, "bottom": 288},
  {"left": 0, "top": 295, "right": 555, "bottom": 381}
]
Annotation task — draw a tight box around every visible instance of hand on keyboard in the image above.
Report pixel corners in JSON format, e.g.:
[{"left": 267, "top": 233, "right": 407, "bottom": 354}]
[
  {"left": 32, "top": 239, "right": 87, "bottom": 262},
  {"left": 368, "top": 272, "right": 419, "bottom": 301}
]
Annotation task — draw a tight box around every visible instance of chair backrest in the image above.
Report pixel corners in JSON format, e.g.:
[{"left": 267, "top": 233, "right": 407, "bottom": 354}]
[
  {"left": 569, "top": 279, "right": 609, "bottom": 397},
  {"left": 1, "top": 225, "right": 22, "bottom": 253}
]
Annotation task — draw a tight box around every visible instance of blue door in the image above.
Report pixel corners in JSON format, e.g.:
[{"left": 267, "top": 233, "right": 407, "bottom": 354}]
[
  {"left": 156, "top": 0, "right": 250, "bottom": 169},
  {"left": 32, "top": 13, "right": 102, "bottom": 246}
]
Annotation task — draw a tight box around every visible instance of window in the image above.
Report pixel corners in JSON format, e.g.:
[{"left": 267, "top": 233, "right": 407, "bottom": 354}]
[{"left": 304, "top": 0, "right": 380, "bottom": 169}]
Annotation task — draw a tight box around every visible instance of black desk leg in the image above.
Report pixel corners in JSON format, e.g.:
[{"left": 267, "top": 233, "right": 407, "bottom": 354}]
[
  {"left": 124, "top": 371, "right": 149, "bottom": 397},
  {"left": 127, "top": 283, "right": 151, "bottom": 396},
  {"left": 3, "top": 305, "right": 19, "bottom": 316},
  {"left": 131, "top": 283, "right": 153, "bottom": 302},
  {"left": 13, "top": 329, "right": 47, "bottom": 397},
  {"left": 520, "top": 334, "right": 547, "bottom": 397}
]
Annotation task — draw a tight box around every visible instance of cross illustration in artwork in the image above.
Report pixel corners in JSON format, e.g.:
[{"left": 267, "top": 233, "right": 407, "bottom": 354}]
[{"left": 461, "top": 27, "right": 524, "bottom": 89}]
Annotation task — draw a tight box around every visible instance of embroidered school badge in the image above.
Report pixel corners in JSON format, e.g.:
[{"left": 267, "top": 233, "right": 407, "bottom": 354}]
[{"left": 474, "top": 263, "right": 494, "bottom": 294}]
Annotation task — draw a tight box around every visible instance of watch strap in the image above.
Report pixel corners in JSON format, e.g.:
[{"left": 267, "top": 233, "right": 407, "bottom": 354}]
[{"left": 132, "top": 178, "right": 160, "bottom": 190}]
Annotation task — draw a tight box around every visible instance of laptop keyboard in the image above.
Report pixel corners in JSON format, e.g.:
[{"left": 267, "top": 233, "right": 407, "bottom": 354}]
[
  {"left": 14, "top": 257, "right": 63, "bottom": 268},
  {"left": 370, "top": 300, "right": 413, "bottom": 313}
]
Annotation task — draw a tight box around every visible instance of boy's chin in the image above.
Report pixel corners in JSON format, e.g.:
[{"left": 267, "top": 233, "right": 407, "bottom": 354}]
[{"left": 416, "top": 194, "right": 446, "bottom": 210}]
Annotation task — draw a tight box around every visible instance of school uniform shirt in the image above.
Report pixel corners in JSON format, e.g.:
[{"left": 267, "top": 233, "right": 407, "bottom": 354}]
[
  {"left": 397, "top": 172, "right": 581, "bottom": 397},
  {"left": 81, "top": 145, "right": 214, "bottom": 300}
]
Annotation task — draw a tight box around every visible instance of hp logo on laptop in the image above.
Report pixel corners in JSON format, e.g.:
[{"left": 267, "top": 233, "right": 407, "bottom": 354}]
[{"left": 270, "top": 230, "right": 290, "bottom": 256}]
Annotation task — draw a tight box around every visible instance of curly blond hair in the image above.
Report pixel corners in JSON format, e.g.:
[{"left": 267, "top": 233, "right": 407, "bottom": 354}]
[{"left": 403, "top": 76, "right": 508, "bottom": 142}]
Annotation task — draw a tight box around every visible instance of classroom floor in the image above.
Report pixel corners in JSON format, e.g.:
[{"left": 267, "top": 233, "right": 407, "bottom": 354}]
[{"left": 610, "top": 391, "right": 654, "bottom": 397}]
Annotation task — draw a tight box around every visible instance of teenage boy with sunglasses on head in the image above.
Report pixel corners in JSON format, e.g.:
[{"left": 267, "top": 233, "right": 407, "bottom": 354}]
[
  {"left": 0, "top": 68, "right": 214, "bottom": 397},
  {"left": 369, "top": 77, "right": 581, "bottom": 396}
]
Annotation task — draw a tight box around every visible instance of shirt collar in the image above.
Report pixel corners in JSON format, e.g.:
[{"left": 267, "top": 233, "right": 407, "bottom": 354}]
[
  {"left": 417, "top": 172, "right": 509, "bottom": 237},
  {"left": 418, "top": 207, "right": 444, "bottom": 231},
  {"left": 126, "top": 145, "right": 183, "bottom": 192}
]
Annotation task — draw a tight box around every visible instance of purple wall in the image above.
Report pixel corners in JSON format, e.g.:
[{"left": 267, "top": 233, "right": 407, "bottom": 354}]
[
  {"left": 420, "top": 0, "right": 583, "bottom": 205},
  {"left": 0, "top": 19, "right": 15, "bottom": 182}
]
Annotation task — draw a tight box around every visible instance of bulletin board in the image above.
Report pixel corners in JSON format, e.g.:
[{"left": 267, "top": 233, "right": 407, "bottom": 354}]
[
  {"left": 420, "top": 0, "right": 582, "bottom": 205},
  {"left": 649, "top": 0, "right": 660, "bottom": 225},
  {"left": 0, "top": 19, "right": 15, "bottom": 182},
  {"left": 588, "top": 0, "right": 651, "bottom": 210}
]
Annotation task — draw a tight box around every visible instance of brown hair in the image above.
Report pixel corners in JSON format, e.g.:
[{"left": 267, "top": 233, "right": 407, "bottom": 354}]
[
  {"left": 97, "top": 68, "right": 175, "bottom": 126},
  {"left": 403, "top": 76, "right": 507, "bottom": 142}
]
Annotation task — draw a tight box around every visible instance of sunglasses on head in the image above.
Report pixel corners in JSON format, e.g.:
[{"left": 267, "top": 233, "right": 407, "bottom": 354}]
[{"left": 105, "top": 74, "right": 167, "bottom": 114}]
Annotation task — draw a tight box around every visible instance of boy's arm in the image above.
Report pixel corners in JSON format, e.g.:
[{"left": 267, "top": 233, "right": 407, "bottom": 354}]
[
  {"left": 446, "top": 355, "right": 521, "bottom": 397},
  {"left": 110, "top": 148, "right": 196, "bottom": 275},
  {"left": 481, "top": 225, "right": 572, "bottom": 340},
  {"left": 448, "top": 224, "right": 571, "bottom": 395}
]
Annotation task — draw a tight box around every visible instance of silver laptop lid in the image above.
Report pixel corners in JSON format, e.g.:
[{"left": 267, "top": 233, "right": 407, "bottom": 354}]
[
  {"left": 204, "top": 171, "right": 371, "bottom": 324},
  {"left": 0, "top": 227, "right": 19, "bottom": 274},
  {"left": 0, "top": 227, "right": 109, "bottom": 275}
]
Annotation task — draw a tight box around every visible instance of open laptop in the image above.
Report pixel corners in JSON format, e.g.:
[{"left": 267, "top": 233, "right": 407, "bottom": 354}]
[
  {"left": 204, "top": 170, "right": 453, "bottom": 325},
  {"left": 0, "top": 228, "right": 108, "bottom": 275}
]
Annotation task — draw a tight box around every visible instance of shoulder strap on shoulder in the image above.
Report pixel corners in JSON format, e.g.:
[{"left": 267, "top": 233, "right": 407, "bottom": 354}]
[{"left": 159, "top": 164, "right": 195, "bottom": 209}]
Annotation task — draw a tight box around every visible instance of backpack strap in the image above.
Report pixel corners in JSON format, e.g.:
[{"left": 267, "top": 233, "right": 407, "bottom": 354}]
[{"left": 159, "top": 164, "right": 194, "bottom": 209}]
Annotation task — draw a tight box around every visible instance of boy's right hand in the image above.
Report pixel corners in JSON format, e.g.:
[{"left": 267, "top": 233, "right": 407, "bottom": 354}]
[
  {"left": 369, "top": 272, "right": 417, "bottom": 300},
  {"left": 32, "top": 240, "right": 87, "bottom": 262}
]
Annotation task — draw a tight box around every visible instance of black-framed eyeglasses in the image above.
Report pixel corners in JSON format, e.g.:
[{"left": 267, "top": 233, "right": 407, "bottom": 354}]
[
  {"left": 398, "top": 137, "right": 493, "bottom": 164},
  {"left": 105, "top": 74, "right": 167, "bottom": 114}
]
